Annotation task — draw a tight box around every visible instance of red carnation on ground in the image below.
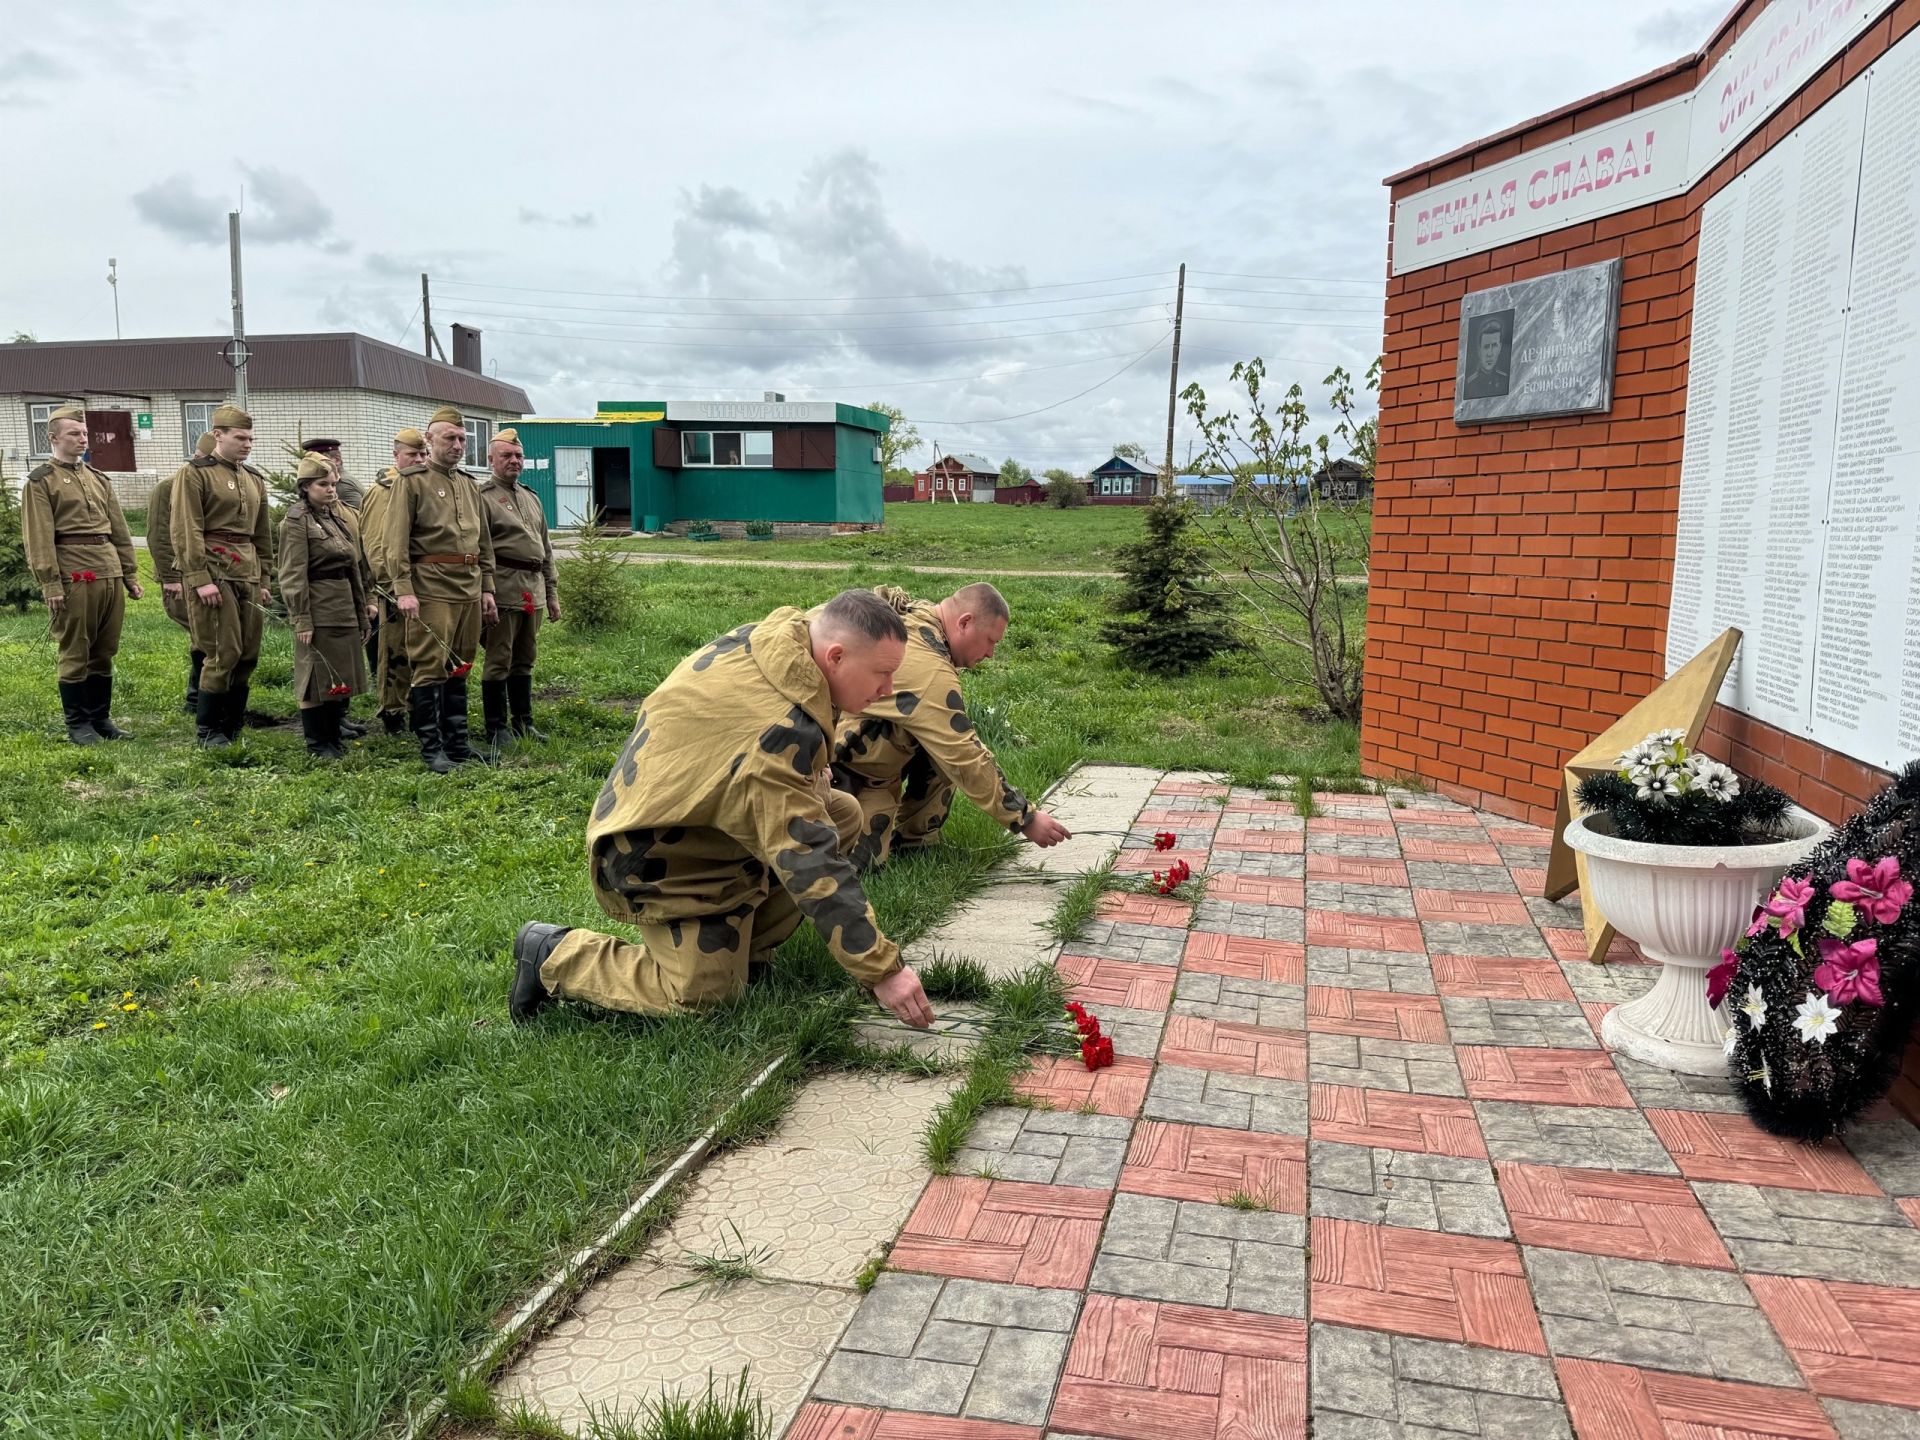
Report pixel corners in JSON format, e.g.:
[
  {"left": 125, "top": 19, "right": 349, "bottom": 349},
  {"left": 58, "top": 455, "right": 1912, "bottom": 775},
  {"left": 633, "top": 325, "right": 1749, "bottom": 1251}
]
[
  {"left": 1152, "top": 831, "right": 1177, "bottom": 850},
  {"left": 1080, "top": 1034, "right": 1115, "bottom": 1070}
]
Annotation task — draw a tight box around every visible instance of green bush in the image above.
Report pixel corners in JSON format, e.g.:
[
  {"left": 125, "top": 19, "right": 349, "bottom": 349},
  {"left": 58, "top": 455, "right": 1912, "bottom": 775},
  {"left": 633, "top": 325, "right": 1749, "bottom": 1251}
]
[{"left": 0, "top": 480, "right": 40, "bottom": 612}]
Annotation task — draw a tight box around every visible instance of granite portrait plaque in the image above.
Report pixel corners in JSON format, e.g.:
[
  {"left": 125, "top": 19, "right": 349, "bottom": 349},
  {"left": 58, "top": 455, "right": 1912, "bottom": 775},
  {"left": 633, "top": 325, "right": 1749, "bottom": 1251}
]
[{"left": 1453, "top": 257, "right": 1621, "bottom": 423}]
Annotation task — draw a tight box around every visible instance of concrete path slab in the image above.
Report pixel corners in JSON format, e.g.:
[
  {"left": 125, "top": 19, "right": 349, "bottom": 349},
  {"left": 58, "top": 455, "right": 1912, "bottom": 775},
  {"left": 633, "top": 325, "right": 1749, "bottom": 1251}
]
[{"left": 905, "top": 883, "right": 1062, "bottom": 980}]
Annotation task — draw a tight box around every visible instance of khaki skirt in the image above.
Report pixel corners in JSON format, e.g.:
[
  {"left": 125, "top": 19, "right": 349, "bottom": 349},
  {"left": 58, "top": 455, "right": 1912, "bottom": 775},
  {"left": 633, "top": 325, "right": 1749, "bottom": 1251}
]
[{"left": 294, "top": 626, "right": 368, "bottom": 703}]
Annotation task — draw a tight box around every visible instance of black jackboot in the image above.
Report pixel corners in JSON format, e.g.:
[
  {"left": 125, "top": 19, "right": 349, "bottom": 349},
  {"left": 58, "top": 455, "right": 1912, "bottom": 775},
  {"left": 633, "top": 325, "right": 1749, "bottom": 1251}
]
[
  {"left": 339, "top": 712, "right": 368, "bottom": 740},
  {"left": 301, "top": 706, "right": 345, "bottom": 760},
  {"left": 411, "top": 686, "right": 455, "bottom": 774},
  {"left": 183, "top": 651, "right": 204, "bottom": 715},
  {"left": 508, "top": 674, "right": 548, "bottom": 742},
  {"left": 87, "top": 674, "right": 129, "bottom": 739},
  {"left": 195, "top": 689, "right": 229, "bottom": 747},
  {"left": 481, "top": 679, "right": 513, "bottom": 749},
  {"left": 440, "top": 674, "right": 489, "bottom": 765},
  {"left": 225, "top": 683, "right": 251, "bottom": 745},
  {"left": 58, "top": 681, "right": 103, "bottom": 745},
  {"left": 381, "top": 708, "right": 407, "bottom": 736}
]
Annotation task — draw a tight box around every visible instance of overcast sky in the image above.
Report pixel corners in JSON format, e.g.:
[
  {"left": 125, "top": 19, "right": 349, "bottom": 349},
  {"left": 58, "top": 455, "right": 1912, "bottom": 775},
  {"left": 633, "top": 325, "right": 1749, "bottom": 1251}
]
[{"left": 0, "top": 0, "right": 1727, "bottom": 470}]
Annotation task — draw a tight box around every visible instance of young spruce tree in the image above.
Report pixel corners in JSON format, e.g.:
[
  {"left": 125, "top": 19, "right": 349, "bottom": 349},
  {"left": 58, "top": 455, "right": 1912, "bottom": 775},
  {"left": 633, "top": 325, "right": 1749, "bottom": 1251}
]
[
  {"left": 1102, "top": 491, "right": 1238, "bottom": 674},
  {"left": 0, "top": 478, "right": 42, "bottom": 612}
]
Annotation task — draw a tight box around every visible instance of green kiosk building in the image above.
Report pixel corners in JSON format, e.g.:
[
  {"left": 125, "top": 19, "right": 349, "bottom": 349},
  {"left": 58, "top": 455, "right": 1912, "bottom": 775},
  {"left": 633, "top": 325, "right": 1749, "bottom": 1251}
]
[{"left": 509, "top": 399, "right": 891, "bottom": 533}]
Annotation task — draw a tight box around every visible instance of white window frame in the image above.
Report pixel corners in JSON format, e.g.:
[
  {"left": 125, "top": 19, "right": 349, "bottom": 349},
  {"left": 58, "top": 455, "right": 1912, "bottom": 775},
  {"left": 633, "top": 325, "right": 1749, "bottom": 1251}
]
[
  {"left": 182, "top": 401, "right": 219, "bottom": 458},
  {"left": 680, "top": 429, "right": 773, "bottom": 468},
  {"left": 1100, "top": 476, "right": 1114, "bottom": 495},
  {"left": 27, "top": 402, "right": 57, "bottom": 459},
  {"left": 462, "top": 417, "right": 493, "bottom": 468}
]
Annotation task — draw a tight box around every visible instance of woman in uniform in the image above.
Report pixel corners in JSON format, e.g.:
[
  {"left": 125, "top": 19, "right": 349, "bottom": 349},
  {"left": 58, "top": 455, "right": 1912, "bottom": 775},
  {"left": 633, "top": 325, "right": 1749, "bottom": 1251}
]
[{"left": 277, "top": 454, "right": 375, "bottom": 759}]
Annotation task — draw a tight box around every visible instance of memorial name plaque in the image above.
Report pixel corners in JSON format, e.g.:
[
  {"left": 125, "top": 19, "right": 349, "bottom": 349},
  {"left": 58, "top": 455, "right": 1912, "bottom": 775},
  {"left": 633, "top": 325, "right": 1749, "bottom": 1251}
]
[
  {"left": 1667, "top": 29, "right": 1920, "bottom": 774},
  {"left": 1453, "top": 259, "right": 1622, "bottom": 424}
]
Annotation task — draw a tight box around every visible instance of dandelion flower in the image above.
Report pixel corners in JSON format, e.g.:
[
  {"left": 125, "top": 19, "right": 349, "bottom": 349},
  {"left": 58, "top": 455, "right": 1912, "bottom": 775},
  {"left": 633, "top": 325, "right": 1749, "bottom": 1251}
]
[{"left": 91, "top": 1021, "right": 108, "bottom": 1031}]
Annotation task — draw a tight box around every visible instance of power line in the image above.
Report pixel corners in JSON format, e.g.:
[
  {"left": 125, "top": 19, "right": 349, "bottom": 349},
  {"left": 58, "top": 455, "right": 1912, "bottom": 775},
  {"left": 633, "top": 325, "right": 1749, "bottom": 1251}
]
[
  {"left": 449, "top": 300, "right": 1171, "bottom": 337},
  {"left": 477, "top": 317, "right": 1174, "bottom": 350},
  {"left": 435, "top": 284, "right": 1177, "bottom": 319},
  {"left": 437, "top": 269, "right": 1173, "bottom": 304},
  {"left": 915, "top": 333, "right": 1172, "bottom": 425},
  {"left": 1190, "top": 267, "right": 1381, "bottom": 286},
  {"left": 393, "top": 298, "right": 422, "bottom": 347}
]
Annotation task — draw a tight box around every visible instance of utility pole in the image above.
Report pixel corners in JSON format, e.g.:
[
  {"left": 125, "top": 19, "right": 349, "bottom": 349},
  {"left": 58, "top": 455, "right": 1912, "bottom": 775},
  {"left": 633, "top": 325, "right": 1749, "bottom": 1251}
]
[
  {"left": 421, "top": 272, "right": 446, "bottom": 362},
  {"left": 1161, "top": 262, "right": 1186, "bottom": 497},
  {"left": 228, "top": 212, "right": 249, "bottom": 411},
  {"left": 107, "top": 258, "right": 120, "bottom": 340}
]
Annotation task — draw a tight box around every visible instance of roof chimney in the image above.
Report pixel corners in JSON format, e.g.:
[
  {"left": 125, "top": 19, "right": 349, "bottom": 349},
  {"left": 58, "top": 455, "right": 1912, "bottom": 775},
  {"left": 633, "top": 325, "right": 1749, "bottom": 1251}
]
[
  {"left": 452, "top": 324, "right": 483, "bottom": 374},
  {"left": 763, "top": 390, "right": 785, "bottom": 402}
]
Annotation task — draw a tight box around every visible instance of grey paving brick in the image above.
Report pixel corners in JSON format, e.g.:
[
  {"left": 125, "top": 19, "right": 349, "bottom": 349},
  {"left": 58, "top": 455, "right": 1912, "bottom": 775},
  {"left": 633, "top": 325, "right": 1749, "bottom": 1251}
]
[
  {"left": 1522, "top": 1247, "right": 1794, "bottom": 1384},
  {"left": 1842, "top": 1116, "right": 1920, "bottom": 1196},
  {"left": 1396, "top": 822, "right": 1492, "bottom": 845},
  {"left": 1475, "top": 1101, "right": 1678, "bottom": 1173},
  {"left": 1205, "top": 850, "right": 1307, "bottom": 877},
  {"left": 1190, "top": 900, "right": 1307, "bottom": 941},
  {"left": 1524, "top": 895, "right": 1584, "bottom": 930},
  {"left": 1308, "top": 1033, "right": 1465, "bottom": 1097},
  {"left": 1173, "top": 972, "right": 1305, "bottom": 1030},
  {"left": 1065, "top": 920, "right": 1186, "bottom": 967},
  {"left": 1309, "top": 1140, "right": 1510, "bottom": 1238},
  {"left": 1825, "top": 1398, "right": 1920, "bottom": 1439},
  {"left": 1496, "top": 843, "right": 1551, "bottom": 868},
  {"left": 913, "top": 1320, "right": 991, "bottom": 1365},
  {"left": 1305, "top": 833, "right": 1405, "bottom": 859},
  {"left": 813, "top": 1351, "right": 973, "bottom": 1414},
  {"left": 1421, "top": 920, "right": 1553, "bottom": 959},
  {"left": 964, "top": 1327, "right": 1072, "bottom": 1425},
  {"left": 931, "top": 1278, "right": 1080, "bottom": 1332},
  {"left": 1143, "top": 1063, "right": 1307, "bottom": 1135},
  {"left": 1089, "top": 1004, "right": 1166, "bottom": 1059},
  {"left": 1089, "top": 1193, "right": 1305, "bottom": 1317},
  {"left": 1304, "top": 882, "right": 1420, "bottom": 918},
  {"left": 1442, "top": 996, "right": 1598, "bottom": 1048},
  {"left": 1559, "top": 959, "right": 1659, "bottom": 1004},
  {"left": 1310, "top": 1324, "right": 1570, "bottom": 1438},
  {"left": 837, "top": 1271, "right": 942, "bottom": 1356},
  {"left": 1612, "top": 1053, "right": 1744, "bottom": 1113},
  {"left": 951, "top": 1106, "right": 1129, "bottom": 1189},
  {"left": 1308, "top": 946, "right": 1438, "bottom": 994},
  {"left": 1693, "top": 1182, "right": 1920, "bottom": 1283},
  {"left": 1405, "top": 861, "right": 1518, "bottom": 893}
]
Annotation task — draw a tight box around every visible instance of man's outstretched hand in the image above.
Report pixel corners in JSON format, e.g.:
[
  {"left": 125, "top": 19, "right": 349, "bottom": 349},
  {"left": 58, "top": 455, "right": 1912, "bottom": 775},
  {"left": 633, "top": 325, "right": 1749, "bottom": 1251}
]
[
  {"left": 1022, "top": 811, "right": 1072, "bottom": 848},
  {"left": 874, "top": 965, "right": 934, "bottom": 1028}
]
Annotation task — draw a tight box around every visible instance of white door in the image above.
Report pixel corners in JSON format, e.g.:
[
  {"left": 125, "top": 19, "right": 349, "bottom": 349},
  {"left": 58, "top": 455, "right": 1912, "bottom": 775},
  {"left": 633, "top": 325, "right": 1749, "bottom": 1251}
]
[{"left": 553, "top": 446, "right": 593, "bottom": 527}]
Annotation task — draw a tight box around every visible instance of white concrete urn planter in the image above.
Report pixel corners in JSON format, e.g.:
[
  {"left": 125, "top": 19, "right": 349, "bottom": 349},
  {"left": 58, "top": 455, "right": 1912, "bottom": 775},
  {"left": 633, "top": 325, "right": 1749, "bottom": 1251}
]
[{"left": 1564, "top": 810, "right": 1829, "bottom": 1075}]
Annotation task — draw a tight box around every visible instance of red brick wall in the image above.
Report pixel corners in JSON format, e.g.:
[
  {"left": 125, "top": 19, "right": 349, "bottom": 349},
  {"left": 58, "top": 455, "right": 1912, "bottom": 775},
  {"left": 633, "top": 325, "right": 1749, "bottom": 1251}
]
[{"left": 1364, "top": 0, "right": 1918, "bottom": 830}]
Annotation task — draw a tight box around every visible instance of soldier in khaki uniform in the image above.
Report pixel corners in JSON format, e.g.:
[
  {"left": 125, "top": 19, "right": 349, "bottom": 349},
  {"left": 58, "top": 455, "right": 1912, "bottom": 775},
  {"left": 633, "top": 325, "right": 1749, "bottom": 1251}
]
[
  {"left": 359, "top": 427, "right": 427, "bottom": 733},
  {"left": 299, "top": 439, "right": 363, "bottom": 510},
  {"left": 169, "top": 404, "right": 274, "bottom": 746},
  {"left": 148, "top": 430, "right": 216, "bottom": 714},
  {"left": 832, "top": 583, "right": 1070, "bottom": 866},
  {"left": 476, "top": 428, "right": 561, "bottom": 747},
  {"left": 278, "top": 455, "right": 374, "bottom": 759},
  {"left": 385, "top": 405, "right": 497, "bottom": 772},
  {"left": 509, "top": 590, "right": 935, "bottom": 1030},
  {"left": 20, "top": 403, "right": 143, "bottom": 744}
]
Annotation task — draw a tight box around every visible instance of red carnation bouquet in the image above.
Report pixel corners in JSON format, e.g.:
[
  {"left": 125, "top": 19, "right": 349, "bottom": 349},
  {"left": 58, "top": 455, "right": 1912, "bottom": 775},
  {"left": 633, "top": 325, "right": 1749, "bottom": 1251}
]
[
  {"left": 1152, "top": 831, "right": 1177, "bottom": 850},
  {"left": 1150, "top": 858, "right": 1193, "bottom": 896},
  {"left": 521, "top": 589, "right": 536, "bottom": 615},
  {"left": 1063, "top": 1000, "right": 1115, "bottom": 1070}
]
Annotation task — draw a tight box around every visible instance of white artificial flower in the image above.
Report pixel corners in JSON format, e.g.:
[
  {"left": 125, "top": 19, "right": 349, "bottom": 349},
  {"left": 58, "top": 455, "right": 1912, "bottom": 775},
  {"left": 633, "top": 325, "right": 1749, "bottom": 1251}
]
[
  {"left": 1723, "top": 1024, "right": 1739, "bottom": 1057},
  {"left": 1649, "top": 727, "right": 1685, "bottom": 747},
  {"left": 1690, "top": 760, "right": 1741, "bottom": 802},
  {"left": 1739, "top": 985, "right": 1767, "bottom": 1029},
  {"left": 1793, "top": 991, "right": 1842, "bottom": 1045},
  {"left": 1637, "top": 770, "right": 1679, "bottom": 803}
]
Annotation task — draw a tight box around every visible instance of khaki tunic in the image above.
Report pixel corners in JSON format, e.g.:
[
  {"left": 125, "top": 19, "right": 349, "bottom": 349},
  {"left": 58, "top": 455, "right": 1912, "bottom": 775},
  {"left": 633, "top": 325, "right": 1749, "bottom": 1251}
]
[
  {"left": 167, "top": 455, "right": 273, "bottom": 691},
  {"left": 478, "top": 475, "right": 558, "bottom": 679},
  {"left": 539, "top": 607, "right": 901, "bottom": 1015},
  {"left": 385, "top": 461, "right": 495, "bottom": 682},
  {"left": 335, "top": 472, "right": 366, "bottom": 511},
  {"left": 20, "top": 459, "right": 137, "bottom": 682},
  {"left": 146, "top": 472, "right": 190, "bottom": 629},
  {"left": 278, "top": 500, "right": 370, "bottom": 702},
  {"left": 831, "top": 587, "right": 1035, "bottom": 866},
  {"left": 360, "top": 469, "right": 412, "bottom": 710}
]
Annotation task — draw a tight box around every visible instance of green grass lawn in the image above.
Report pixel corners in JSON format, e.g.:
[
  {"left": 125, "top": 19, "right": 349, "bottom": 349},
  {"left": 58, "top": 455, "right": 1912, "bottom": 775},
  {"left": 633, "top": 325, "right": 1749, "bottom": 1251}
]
[
  {"left": 614, "top": 501, "right": 1148, "bottom": 570},
  {"left": 0, "top": 556, "right": 1356, "bottom": 1437}
]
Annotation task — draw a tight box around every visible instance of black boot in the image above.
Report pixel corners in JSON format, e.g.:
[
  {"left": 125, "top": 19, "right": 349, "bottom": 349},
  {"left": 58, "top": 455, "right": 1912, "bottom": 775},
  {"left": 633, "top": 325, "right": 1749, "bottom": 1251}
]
[
  {"left": 300, "top": 706, "right": 345, "bottom": 760},
  {"left": 381, "top": 708, "right": 407, "bottom": 736},
  {"left": 224, "top": 683, "right": 251, "bottom": 744},
  {"left": 183, "top": 651, "right": 204, "bottom": 715},
  {"left": 481, "top": 679, "right": 513, "bottom": 749},
  {"left": 87, "top": 674, "right": 129, "bottom": 739},
  {"left": 195, "top": 689, "right": 229, "bottom": 747},
  {"left": 339, "top": 711, "right": 368, "bottom": 740},
  {"left": 508, "top": 674, "right": 548, "bottom": 742},
  {"left": 509, "top": 922, "right": 571, "bottom": 1025},
  {"left": 440, "top": 674, "right": 488, "bottom": 765},
  {"left": 58, "top": 681, "right": 103, "bottom": 745},
  {"left": 411, "top": 686, "right": 455, "bottom": 774}
]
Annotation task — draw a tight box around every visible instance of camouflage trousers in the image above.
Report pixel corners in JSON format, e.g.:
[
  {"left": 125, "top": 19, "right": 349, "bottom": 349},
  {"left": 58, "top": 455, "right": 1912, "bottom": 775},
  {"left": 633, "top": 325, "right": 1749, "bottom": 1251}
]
[
  {"left": 538, "top": 788, "right": 865, "bottom": 1015},
  {"left": 834, "top": 747, "right": 954, "bottom": 869}
]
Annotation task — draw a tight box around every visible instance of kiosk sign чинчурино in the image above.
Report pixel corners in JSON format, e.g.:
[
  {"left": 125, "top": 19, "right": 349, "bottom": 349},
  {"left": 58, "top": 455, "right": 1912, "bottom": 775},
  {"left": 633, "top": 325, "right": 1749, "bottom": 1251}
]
[{"left": 1453, "top": 259, "right": 1622, "bottom": 424}]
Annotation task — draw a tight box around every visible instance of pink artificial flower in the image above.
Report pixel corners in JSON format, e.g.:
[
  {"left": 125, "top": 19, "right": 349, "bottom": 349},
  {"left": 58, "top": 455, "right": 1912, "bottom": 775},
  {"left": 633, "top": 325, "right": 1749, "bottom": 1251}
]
[
  {"left": 1814, "top": 936, "right": 1883, "bottom": 1007},
  {"left": 1706, "top": 949, "right": 1738, "bottom": 1009},
  {"left": 1830, "top": 857, "right": 1912, "bottom": 926},
  {"left": 1762, "top": 876, "right": 1816, "bottom": 937}
]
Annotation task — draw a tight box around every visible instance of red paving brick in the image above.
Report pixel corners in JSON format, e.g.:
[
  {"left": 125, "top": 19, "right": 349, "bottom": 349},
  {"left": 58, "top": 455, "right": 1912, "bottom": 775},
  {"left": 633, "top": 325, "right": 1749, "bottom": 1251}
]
[
  {"left": 1309, "top": 1084, "right": 1488, "bottom": 1158},
  {"left": 1303, "top": 910, "right": 1426, "bottom": 952},
  {"left": 1580, "top": 1000, "right": 1615, "bottom": 1038},
  {"left": 1412, "top": 888, "right": 1535, "bottom": 925},
  {"left": 1483, "top": 822, "right": 1554, "bottom": 847},
  {"left": 1315, "top": 793, "right": 1390, "bottom": 811},
  {"left": 1060, "top": 953, "right": 1178, "bottom": 1012},
  {"left": 1309, "top": 1217, "right": 1546, "bottom": 1354},
  {"left": 1159, "top": 1014, "right": 1307, "bottom": 1081},
  {"left": 1389, "top": 809, "right": 1483, "bottom": 827},
  {"left": 1496, "top": 1163, "right": 1734, "bottom": 1269},
  {"left": 1154, "top": 781, "right": 1230, "bottom": 798},
  {"left": 1221, "top": 797, "right": 1298, "bottom": 816},
  {"left": 1212, "top": 827, "right": 1306, "bottom": 854},
  {"left": 1052, "top": 1295, "right": 1307, "bottom": 1440},
  {"left": 1303, "top": 853, "right": 1410, "bottom": 886},
  {"left": 1305, "top": 816, "right": 1397, "bottom": 838},
  {"left": 1182, "top": 932, "right": 1305, "bottom": 985},
  {"left": 1458, "top": 1046, "right": 1634, "bottom": 1108},
  {"left": 890, "top": 1177, "right": 1108, "bottom": 1289},
  {"left": 1115, "top": 848, "right": 1211, "bottom": 874},
  {"left": 1137, "top": 807, "right": 1219, "bottom": 827},
  {"left": 1899, "top": 1196, "right": 1920, "bottom": 1229},
  {"left": 1307, "top": 987, "right": 1448, "bottom": 1044},
  {"left": 1509, "top": 866, "right": 1548, "bottom": 896},
  {"left": 1016, "top": 1053, "right": 1152, "bottom": 1118},
  {"left": 790, "top": 1404, "right": 1045, "bottom": 1440},
  {"left": 1202, "top": 873, "right": 1307, "bottom": 907},
  {"left": 1096, "top": 891, "right": 1194, "bottom": 928},
  {"left": 1554, "top": 1359, "right": 1837, "bottom": 1439},
  {"left": 1431, "top": 953, "right": 1576, "bottom": 1001},
  {"left": 1644, "top": 1110, "right": 1882, "bottom": 1195},
  {"left": 1400, "top": 837, "right": 1503, "bottom": 865},
  {"left": 1748, "top": 1276, "right": 1920, "bottom": 1409},
  {"left": 1544, "top": 927, "right": 1593, "bottom": 962},
  {"left": 1118, "top": 1120, "right": 1306, "bottom": 1212}
]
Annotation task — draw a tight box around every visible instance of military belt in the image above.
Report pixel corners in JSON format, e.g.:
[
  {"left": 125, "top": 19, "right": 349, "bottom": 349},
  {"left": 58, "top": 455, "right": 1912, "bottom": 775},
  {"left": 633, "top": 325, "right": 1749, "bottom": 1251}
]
[
  {"left": 308, "top": 565, "right": 356, "bottom": 582},
  {"left": 417, "top": 552, "right": 479, "bottom": 565},
  {"left": 204, "top": 529, "right": 254, "bottom": 545},
  {"left": 55, "top": 532, "right": 110, "bottom": 544}
]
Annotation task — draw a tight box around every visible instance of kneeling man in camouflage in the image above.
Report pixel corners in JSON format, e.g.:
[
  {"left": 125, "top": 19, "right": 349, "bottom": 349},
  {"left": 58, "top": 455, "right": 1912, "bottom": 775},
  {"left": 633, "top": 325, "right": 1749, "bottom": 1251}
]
[{"left": 509, "top": 588, "right": 934, "bottom": 1028}]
